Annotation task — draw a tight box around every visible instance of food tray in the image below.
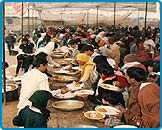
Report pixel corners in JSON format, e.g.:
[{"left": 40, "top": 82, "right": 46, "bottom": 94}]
[
  {"left": 2, "top": 84, "right": 18, "bottom": 93},
  {"left": 53, "top": 75, "right": 79, "bottom": 83},
  {"left": 84, "top": 111, "right": 105, "bottom": 120},
  {"left": 53, "top": 92, "right": 75, "bottom": 99},
  {"left": 52, "top": 100, "right": 84, "bottom": 111},
  {"left": 100, "top": 83, "right": 120, "bottom": 91},
  {"left": 95, "top": 105, "right": 121, "bottom": 115}
]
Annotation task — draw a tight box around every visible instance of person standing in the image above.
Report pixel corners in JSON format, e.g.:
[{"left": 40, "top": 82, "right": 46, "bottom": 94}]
[{"left": 5, "top": 32, "right": 16, "bottom": 55}]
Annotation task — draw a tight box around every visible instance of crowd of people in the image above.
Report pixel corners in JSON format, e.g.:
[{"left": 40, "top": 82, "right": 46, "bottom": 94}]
[{"left": 6, "top": 24, "right": 160, "bottom": 128}]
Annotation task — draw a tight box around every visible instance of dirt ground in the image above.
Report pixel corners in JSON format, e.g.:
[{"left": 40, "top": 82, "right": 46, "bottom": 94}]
[
  {"left": 2, "top": 48, "right": 21, "bottom": 128},
  {"left": 2, "top": 48, "right": 54, "bottom": 128},
  {"left": 2, "top": 100, "right": 18, "bottom": 128}
]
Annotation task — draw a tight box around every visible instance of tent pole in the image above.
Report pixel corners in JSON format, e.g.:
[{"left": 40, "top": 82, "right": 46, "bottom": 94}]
[
  {"left": 114, "top": 2, "right": 116, "bottom": 28},
  {"left": 28, "top": 2, "right": 29, "bottom": 34},
  {"left": 96, "top": 6, "right": 99, "bottom": 28},
  {"left": 144, "top": 2, "right": 148, "bottom": 35},
  {"left": 32, "top": 6, "right": 34, "bottom": 30},
  {"left": 22, "top": 2, "right": 23, "bottom": 35},
  {"left": 86, "top": 10, "right": 89, "bottom": 26},
  {"left": 2, "top": 2, "right": 7, "bottom": 105},
  {"left": 137, "top": 9, "right": 139, "bottom": 27}
]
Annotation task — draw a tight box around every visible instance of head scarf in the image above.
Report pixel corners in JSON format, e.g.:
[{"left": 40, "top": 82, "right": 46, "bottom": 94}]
[
  {"left": 36, "top": 42, "right": 56, "bottom": 56},
  {"left": 29, "top": 90, "right": 52, "bottom": 120},
  {"left": 76, "top": 53, "right": 89, "bottom": 63}
]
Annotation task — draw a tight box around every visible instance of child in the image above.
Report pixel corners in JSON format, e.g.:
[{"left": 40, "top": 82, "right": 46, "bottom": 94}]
[
  {"left": 88, "top": 63, "right": 126, "bottom": 107},
  {"left": 101, "top": 91, "right": 125, "bottom": 128},
  {"left": 13, "top": 90, "right": 52, "bottom": 128}
]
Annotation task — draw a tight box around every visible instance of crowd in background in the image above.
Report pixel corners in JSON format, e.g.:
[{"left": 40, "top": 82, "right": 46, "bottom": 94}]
[{"left": 5, "top": 24, "right": 160, "bottom": 128}]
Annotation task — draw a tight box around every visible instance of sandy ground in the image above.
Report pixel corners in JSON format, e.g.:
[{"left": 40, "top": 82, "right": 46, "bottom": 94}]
[
  {"left": 2, "top": 100, "right": 18, "bottom": 128},
  {"left": 2, "top": 47, "right": 21, "bottom": 128},
  {"left": 2, "top": 47, "right": 53, "bottom": 128}
]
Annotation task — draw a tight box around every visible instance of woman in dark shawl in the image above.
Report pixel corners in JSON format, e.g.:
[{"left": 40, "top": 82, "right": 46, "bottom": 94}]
[{"left": 13, "top": 90, "right": 52, "bottom": 128}]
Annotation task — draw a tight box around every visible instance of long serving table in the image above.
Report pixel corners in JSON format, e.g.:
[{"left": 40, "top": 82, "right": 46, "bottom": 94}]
[{"left": 47, "top": 57, "right": 105, "bottom": 128}]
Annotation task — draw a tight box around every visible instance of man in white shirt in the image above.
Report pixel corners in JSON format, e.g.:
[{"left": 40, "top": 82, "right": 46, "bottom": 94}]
[
  {"left": 17, "top": 57, "right": 67, "bottom": 111},
  {"left": 35, "top": 41, "right": 60, "bottom": 68}
]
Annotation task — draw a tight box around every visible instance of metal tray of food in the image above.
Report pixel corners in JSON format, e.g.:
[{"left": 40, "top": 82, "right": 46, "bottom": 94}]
[
  {"left": 52, "top": 100, "right": 84, "bottom": 111},
  {"left": 53, "top": 75, "right": 79, "bottom": 83},
  {"left": 84, "top": 111, "right": 105, "bottom": 120},
  {"left": 55, "top": 60, "right": 69, "bottom": 65},
  {"left": 51, "top": 54, "right": 64, "bottom": 58},
  {"left": 53, "top": 70, "right": 77, "bottom": 76},
  {"left": 2, "top": 84, "right": 18, "bottom": 93},
  {"left": 53, "top": 92, "right": 75, "bottom": 100}
]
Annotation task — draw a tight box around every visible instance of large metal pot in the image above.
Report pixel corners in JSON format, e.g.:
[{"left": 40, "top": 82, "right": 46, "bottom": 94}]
[
  {"left": 2, "top": 84, "right": 19, "bottom": 102},
  {"left": 52, "top": 100, "right": 84, "bottom": 111}
]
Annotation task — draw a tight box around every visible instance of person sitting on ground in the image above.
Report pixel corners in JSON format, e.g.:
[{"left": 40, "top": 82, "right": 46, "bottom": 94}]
[
  {"left": 135, "top": 40, "right": 151, "bottom": 63},
  {"left": 142, "top": 60, "right": 160, "bottom": 86},
  {"left": 68, "top": 39, "right": 79, "bottom": 60},
  {"left": 120, "top": 54, "right": 146, "bottom": 75},
  {"left": 88, "top": 63, "right": 126, "bottom": 107},
  {"left": 119, "top": 67, "right": 160, "bottom": 128},
  {"left": 35, "top": 40, "right": 60, "bottom": 68},
  {"left": 107, "top": 37, "right": 120, "bottom": 65},
  {"left": 33, "top": 52, "right": 52, "bottom": 77},
  {"left": 13, "top": 90, "right": 52, "bottom": 128},
  {"left": 143, "top": 31, "right": 156, "bottom": 58},
  {"left": 81, "top": 44, "right": 100, "bottom": 62},
  {"left": 142, "top": 60, "right": 160, "bottom": 74},
  {"left": 76, "top": 53, "right": 98, "bottom": 89},
  {"left": 17, "top": 57, "right": 68, "bottom": 111},
  {"left": 100, "top": 92, "right": 125, "bottom": 128}
]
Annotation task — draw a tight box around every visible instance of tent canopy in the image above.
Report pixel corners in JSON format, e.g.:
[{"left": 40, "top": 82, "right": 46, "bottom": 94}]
[{"left": 31, "top": 2, "right": 157, "bottom": 12}]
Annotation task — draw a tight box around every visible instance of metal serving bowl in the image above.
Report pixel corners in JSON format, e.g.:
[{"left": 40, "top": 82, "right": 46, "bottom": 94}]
[
  {"left": 52, "top": 100, "right": 84, "bottom": 111},
  {"left": 2, "top": 84, "right": 19, "bottom": 102}
]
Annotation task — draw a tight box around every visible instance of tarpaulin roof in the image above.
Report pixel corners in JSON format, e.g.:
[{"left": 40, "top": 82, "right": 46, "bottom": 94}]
[{"left": 31, "top": 2, "right": 158, "bottom": 12}]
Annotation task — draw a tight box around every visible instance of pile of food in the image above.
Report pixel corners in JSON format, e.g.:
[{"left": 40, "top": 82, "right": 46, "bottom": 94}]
[
  {"left": 84, "top": 111, "right": 105, "bottom": 120},
  {"left": 95, "top": 105, "right": 121, "bottom": 115},
  {"left": 100, "top": 83, "right": 119, "bottom": 91},
  {"left": 54, "top": 92, "right": 75, "bottom": 99},
  {"left": 53, "top": 75, "right": 78, "bottom": 83}
]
